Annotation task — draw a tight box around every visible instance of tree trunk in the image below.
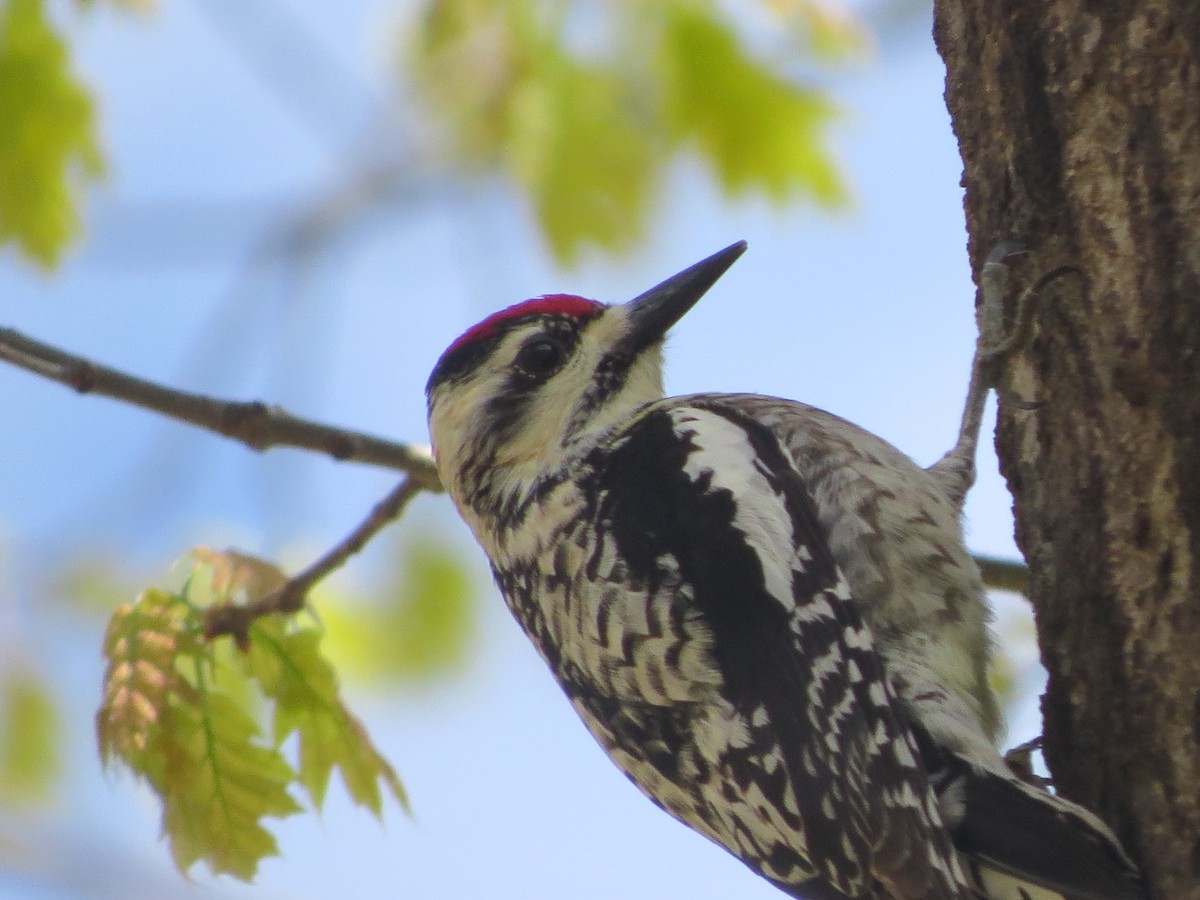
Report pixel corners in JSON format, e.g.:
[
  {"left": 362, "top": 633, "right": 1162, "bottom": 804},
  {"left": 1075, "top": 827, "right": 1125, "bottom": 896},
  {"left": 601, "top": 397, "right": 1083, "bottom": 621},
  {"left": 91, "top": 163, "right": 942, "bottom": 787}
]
[{"left": 932, "top": 3, "right": 1200, "bottom": 897}]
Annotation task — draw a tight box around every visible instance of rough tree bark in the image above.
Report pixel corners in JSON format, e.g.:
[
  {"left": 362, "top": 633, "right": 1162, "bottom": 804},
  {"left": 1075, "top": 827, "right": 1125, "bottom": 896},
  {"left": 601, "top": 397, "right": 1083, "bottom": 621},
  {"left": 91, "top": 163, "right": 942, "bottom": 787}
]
[{"left": 933, "top": 3, "right": 1200, "bottom": 897}]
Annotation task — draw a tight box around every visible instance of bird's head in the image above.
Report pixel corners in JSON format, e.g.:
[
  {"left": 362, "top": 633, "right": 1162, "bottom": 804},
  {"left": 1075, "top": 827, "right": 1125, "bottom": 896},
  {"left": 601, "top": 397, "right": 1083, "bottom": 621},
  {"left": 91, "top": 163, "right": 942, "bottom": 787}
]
[{"left": 426, "top": 241, "right": 746, "bottom": 518}]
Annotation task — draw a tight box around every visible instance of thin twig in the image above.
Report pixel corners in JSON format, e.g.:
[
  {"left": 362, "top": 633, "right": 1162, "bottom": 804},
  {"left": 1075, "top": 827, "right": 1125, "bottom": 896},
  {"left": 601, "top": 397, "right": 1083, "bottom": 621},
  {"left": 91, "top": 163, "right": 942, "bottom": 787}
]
[
  {"left": 0, "top": 327, "right": 442, "bottom": 492},
  {"left": 0, "top": 326, "right": 444, "bottom": 637},
  {"left": 204, "top": 476, "right": 425, "bottom": 644}
]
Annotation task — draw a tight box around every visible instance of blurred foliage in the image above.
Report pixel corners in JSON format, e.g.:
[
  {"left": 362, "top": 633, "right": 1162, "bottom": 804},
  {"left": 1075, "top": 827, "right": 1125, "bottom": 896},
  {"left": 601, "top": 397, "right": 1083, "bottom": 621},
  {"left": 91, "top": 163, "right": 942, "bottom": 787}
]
[
  {"left": 988, "top": 594, "right": 1041, "bottom": 718},
  {"left": 777, "top": 0, "right": 867, "bottom": 60},
  {"left": 0, "top": 0, "right": 857, "bottom": 268},
  {"left": 0, "top": 667, "right": 60, "bottom": 805},
  {"left": 323, "top": 535, "right": 477, "bottom": 683},
  {"left": 77, "top": 0, "right": 155, "bottom": 11},
  {"left": 1, "top": 0, "right": 856, "bottom": 268},
  {"left": 977, "top": 560, "right": 1035, "bottom": 723},
  {"left": 407, "top": 0, "right": 853, "bottom": 263},
  {"left": 657, "top": 3, "right": 843, "bottom": 202},
  {"left": 55, "top": 551, "right": 147, "bottom": 614},
  {"left": 987, "top": 634, "right": 1017, "bottom": 717},
  {"left": 96, "top": 552, "right": 406, "bottom": 881},
  {"left": 0, "top": 0, "right": 103, "bottom": 267}
]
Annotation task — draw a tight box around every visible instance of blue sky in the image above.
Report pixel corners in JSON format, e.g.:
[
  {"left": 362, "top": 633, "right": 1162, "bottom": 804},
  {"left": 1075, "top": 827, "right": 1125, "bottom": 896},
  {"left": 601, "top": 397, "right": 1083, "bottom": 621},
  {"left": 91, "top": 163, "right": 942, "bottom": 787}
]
[{"left": 0, "top": 2, "right": 1044, "bottom": 898}]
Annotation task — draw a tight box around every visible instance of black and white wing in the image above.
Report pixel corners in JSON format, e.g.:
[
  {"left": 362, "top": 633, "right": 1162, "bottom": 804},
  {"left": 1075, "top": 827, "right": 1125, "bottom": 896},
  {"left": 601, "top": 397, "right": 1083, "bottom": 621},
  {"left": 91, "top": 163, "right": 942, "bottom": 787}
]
[{"left": 585, "top": 401, "right": 976, "bottom": 899}]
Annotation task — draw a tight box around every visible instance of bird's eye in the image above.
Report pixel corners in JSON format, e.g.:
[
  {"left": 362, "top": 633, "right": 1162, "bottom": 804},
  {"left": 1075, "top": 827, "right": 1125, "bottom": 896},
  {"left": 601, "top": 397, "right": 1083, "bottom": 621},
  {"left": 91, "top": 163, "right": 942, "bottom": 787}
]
[{"left": 515, "top": 337, "right": 567, "bottom": 378}]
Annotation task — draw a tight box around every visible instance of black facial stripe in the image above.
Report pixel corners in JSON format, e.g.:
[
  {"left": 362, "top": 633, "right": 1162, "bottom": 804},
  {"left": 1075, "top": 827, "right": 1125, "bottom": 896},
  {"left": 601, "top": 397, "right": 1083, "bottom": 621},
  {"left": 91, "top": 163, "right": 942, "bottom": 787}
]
[
  {"left": 563, "top": 338, "right": 658, "bottom": 437},
  {"left": 484, "top": 378, "right": 537, "bottom": 440},
  {"left": 432, "top": 315, "right": 595, "bottom": 455},
  {"left": 426, "top": 331, "right": 498, "bottom": 397},
  {"left": 427, "top": 309, "right": 603, "bottom": 398}
]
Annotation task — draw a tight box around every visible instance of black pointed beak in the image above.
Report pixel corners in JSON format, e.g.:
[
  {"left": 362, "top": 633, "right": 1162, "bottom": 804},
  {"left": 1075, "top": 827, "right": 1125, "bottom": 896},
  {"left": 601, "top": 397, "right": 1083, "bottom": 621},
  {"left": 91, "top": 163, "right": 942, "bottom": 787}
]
[{"left": 622, "top": 241, "right": 747, "bottom": 353}]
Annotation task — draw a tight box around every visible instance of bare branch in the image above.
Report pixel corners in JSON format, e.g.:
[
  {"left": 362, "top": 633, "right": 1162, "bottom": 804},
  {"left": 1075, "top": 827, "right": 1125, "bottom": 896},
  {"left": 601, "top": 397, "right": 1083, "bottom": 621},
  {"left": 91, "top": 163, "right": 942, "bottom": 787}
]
[
  {"left": 0, "top": 327, "right": 442, "bottom": 492},
  {"left": 974, "top": 554, "right": 1029, "bottom": 596},
  {"left": 3, "top": 330, "right": 1033, "bottom": 610},
  {"left": 205, "top": 476, "right": 424, "bottom": 645}
]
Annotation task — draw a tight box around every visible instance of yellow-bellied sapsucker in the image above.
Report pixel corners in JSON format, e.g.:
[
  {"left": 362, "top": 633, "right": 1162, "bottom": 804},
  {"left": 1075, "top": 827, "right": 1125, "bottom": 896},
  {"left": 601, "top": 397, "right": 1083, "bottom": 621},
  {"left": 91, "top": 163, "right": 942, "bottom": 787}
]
[{"left": 425, "top": 243, "right": 1145, "bottom": 900}]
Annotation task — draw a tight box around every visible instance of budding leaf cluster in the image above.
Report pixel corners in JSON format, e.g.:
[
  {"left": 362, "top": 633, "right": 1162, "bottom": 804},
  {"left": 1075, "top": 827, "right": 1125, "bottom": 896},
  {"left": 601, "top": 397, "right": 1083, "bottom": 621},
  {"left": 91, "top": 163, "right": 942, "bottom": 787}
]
[{"left": 96, "top": 552, "right": 406, "bottom": 881}]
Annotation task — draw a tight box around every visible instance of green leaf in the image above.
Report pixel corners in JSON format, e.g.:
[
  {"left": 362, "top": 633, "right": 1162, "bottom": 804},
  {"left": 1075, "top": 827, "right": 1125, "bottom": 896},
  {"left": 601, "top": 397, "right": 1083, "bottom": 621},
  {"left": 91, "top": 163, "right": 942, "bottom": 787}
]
[
  {"left": 657, "top": 2, "right": 845, "bottom": 205},
  {"left": 0, "top": 669, "right": 60, "bottom": 805},
  {"left": 407, "top": 0, "right": 851, "bottom": 262},
  {"left": 97, "top": 551, "right": 408, "bottom": 881},
  {"left": 506, "top": 48, "right": 654, "bottom": 263},
  {"left": 97, "top": 586, "right": 301, "bottom": 880},
  {"left": 0, "top": 0, "right": 103, "bottom": 267},
  {"left": 410, "top": 0, "right": 654, "bottom": 262},
  {"left": 245, "top": 616, "right": 408, "bottom": 815},
  {"left": 158, "top": 683, "right": 302, "bottom": 881}
]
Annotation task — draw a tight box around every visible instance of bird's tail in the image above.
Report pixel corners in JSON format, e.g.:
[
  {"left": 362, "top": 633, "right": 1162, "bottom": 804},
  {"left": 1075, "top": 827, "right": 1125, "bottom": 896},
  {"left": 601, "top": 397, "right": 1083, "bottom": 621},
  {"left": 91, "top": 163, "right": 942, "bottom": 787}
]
[{"left": 947, "top": 763, "right": 1146, "bottom": 900}]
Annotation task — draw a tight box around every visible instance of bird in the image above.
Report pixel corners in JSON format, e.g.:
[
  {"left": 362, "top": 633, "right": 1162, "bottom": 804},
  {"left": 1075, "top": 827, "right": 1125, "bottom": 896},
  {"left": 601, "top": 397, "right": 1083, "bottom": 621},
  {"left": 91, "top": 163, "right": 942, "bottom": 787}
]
[{"left": 424, "top": 241, "right": 1145, "bottom": 899}]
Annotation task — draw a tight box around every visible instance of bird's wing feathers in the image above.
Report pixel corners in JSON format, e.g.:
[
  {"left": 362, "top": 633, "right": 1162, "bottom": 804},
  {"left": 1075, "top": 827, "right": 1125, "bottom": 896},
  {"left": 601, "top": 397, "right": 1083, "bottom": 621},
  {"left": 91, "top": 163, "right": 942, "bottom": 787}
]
[
  {"left": 926, "top": 744, "right": 1147, "bottom": 900},
  {"left": 593, "top": 402, "right": 974, "bottom": 899}
]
